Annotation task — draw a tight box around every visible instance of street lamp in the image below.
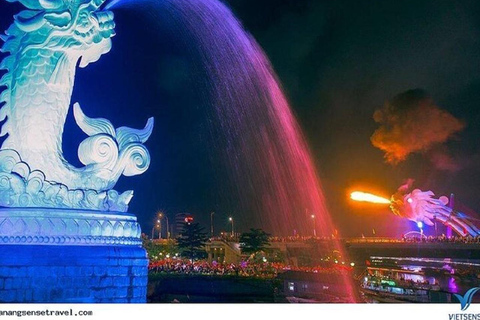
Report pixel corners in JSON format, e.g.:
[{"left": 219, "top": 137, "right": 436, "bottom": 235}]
[
  {"left": 311, "top": 214, "right": 317, "bottom": 237},
  {"left": 157, "top": 220, "right": 161, "bottom": 239},
  {"left": 158, "top": 212, "right": 169, "bottom": 239},
  {"left": 417, "top": 221, "right": 424, "bottom": 238},
  {"left": 229, "top": 217, "right": 234, "bottom": 237},
  {"left": 166, "top": 216, "right": 170, "bottom": 239},
  {"left": 210, "top": 212, "right": 215, "bottom": 237},
  {"left": 151, "top": 217, "right": 161, "bottom": 239}
]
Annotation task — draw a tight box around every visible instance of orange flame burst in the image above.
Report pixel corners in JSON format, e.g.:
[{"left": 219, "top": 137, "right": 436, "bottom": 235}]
[{"left": 350, "top": 191, "right": 390, "bottom": 204}]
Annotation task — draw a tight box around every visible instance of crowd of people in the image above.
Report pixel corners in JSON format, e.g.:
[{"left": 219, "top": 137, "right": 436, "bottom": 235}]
[
  {"left": 402, "top": 234, "right": 480, "bottom": 243},
  {"left": 268, "top": 236, "right": 332, "bottom": 242},
  {"left": 347, "top": 235, "right": 480, "bottom": 244},
  {"left": 148, "top": 259, "right": 352, "bottom": 278},
  {"left": 202, "top": 233, "right": 480, "bottom": 245},
  {"left": 214, "top": 234, "right": 480, "bottom": 244},
  {"left": 209, "top": 235, "right": 333, "bottom": 243}
]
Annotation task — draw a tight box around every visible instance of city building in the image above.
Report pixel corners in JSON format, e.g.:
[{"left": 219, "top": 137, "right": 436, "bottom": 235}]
[{"left": 173, "top": 213, "right": 194, "bottom": 238}]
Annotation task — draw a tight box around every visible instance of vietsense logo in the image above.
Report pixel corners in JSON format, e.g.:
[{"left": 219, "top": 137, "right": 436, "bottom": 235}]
[
  {"left": 448, "top": 288, "right": 480, "bottom": 320},
  {"left": 454, "top": 287, "right": 480, "bottom": 311}
]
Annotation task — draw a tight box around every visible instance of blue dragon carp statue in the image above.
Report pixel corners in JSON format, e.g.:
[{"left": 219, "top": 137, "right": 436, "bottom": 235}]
[{"left": 0, "top": 0, "right": 153, "bottom": 212}]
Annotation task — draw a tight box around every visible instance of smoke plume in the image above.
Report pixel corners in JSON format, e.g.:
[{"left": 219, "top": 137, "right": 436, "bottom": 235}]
[{"left": 371, "top": 89, "right": 465, "bottom": 166}]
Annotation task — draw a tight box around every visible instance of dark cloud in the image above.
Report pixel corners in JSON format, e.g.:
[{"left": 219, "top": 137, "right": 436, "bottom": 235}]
[
  {"left": 427, "top": 147, "right": 462, "bottom": 172},
  {"left": 371, "top": 89, "right": 465, "bottom": 168}
]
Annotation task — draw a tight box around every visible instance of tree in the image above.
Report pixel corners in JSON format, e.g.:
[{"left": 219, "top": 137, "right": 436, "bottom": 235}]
[
  {"left": 177, "top": 222, "right": 208, "bottom": 260},
  {"left": 142, "top": 235, "right": 179, "bottom": 261},
  {"left": 239, "top": 228, "right": 271, "bottom": 255}
]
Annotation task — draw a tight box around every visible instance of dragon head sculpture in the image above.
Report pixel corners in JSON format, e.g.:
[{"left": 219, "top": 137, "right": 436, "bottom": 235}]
[
  {"left": 389, "top": 185, "right": 480, "bottom": 236},
  {"left": 6, "top": 0, "right": 115, "bottom": 67},
  {"left": 0, "top": 0, "right": 154, "bottom": 212},
  {"left": 390, "top": 187, "right": 451, "bottom": 227}
]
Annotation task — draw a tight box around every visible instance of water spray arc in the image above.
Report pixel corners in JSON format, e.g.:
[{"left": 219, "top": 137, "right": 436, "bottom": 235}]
[{"left": 105, "top": 0, "right": 357, "bottom": 301}]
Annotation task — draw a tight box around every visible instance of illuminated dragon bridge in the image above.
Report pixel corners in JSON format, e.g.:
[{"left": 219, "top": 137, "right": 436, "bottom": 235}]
[
  {"left": 0, "top": 0, "right": 153, "bottom": 211},
  {"left": 390, "top": 187, "right": 480, "bottom": 237}
]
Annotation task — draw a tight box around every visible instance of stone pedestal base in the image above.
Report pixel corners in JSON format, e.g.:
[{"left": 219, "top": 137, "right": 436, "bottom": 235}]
[
  {"left": 0, "top": 208, "right": 148, "bottom": 303},
  {"left": 0, "top": 245, "right": 148, "bottom": 302}
]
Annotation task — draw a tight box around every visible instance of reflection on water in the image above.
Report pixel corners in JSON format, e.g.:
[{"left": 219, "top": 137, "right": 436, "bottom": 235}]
[{"left": 360, "top": 256, "right": 480, "bottom": 303}]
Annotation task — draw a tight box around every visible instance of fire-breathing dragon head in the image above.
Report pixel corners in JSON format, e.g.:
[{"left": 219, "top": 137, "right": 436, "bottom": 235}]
[{"left": 390, "top": 186, "right": 450, "bottom": 227}]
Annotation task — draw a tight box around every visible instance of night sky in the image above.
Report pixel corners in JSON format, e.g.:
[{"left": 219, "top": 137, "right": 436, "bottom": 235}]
[{"left": 1, "top": 0, "right": 480, "bottom": 237}]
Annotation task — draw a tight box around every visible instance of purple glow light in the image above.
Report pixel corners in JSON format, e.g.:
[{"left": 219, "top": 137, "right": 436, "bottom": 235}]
[{"left": 448, "top": 277, "right": 458, "bottom": 293}]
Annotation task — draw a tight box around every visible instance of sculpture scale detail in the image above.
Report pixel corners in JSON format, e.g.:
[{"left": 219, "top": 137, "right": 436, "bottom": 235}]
[{"left": 0, "top": 0, "right": 153, "bottom": 212}]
